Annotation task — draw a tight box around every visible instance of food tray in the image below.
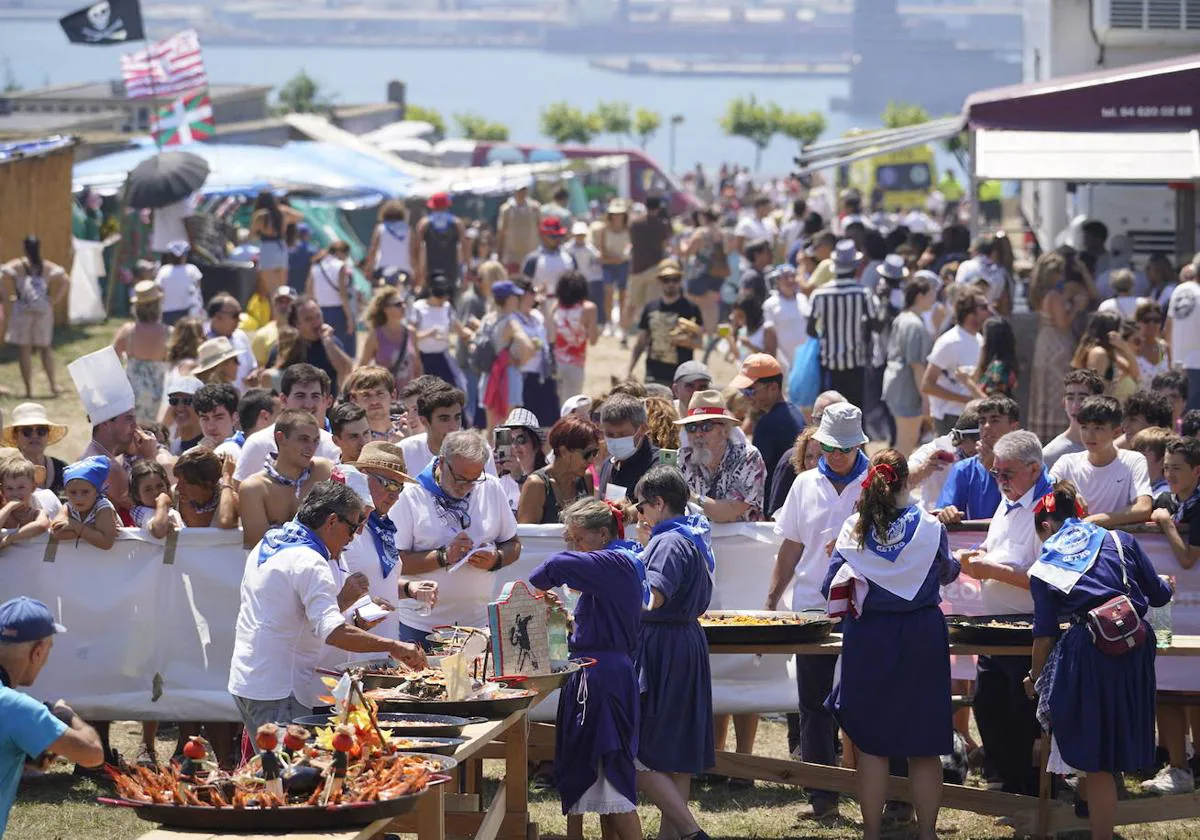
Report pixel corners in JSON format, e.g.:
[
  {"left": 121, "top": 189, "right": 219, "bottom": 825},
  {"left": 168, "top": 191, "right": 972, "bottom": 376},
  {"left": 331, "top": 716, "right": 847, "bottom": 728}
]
[
  {"left": 100, "top": 775, "right": 449, "bottom": 831},
  {"left": 366, "top": 687, "right": 539, "bottom": 719},
  {"left": 489, "top": 659, "right": 589, "bottom": 696},
  {"left": 700, "top": 610, "right": 835, "bottom": 645},
  {"left": 333, "top": 658, "right": 418, "bottom": 692},
  {"left": 946, "top": 614, "right": 1037, "bottom": 646},
  {"left": 293, "top": 712, "right": 485, "bottom": 738}
]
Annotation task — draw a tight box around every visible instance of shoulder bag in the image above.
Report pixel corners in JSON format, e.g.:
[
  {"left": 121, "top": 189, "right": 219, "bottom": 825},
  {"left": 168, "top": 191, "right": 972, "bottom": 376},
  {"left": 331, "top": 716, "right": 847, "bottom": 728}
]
[{"left": 1084, "top": 532, "right": 1147, "bottom": 656}]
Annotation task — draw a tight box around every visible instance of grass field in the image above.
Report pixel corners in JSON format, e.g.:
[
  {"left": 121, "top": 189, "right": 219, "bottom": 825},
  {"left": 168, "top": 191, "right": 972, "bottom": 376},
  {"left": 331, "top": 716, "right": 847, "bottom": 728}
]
[{"left": 4, "top": 321, "right": 1200, "bottom": 839}]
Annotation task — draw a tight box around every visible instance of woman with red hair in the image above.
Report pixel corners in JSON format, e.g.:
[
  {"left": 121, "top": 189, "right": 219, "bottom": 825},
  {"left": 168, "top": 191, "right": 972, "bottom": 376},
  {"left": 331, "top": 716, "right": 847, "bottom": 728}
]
[{"left": 517, "top": 415, "right": 600, "bottom": 524}]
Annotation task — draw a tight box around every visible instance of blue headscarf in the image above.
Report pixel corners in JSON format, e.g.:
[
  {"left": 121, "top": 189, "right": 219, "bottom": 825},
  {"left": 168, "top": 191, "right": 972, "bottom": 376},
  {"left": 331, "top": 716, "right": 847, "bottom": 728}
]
[
  {"left": 606, "top": 538, "right": 652, "bottom": 607},
  {"left": 256, "top": 520, "right": 329, "bottom": 566},
  {"left": 417, "top": 458, "right": 472, "bottom": 530},
  {"left": 64, "top": 455, "right": 110, "bottom": 494},
  {"left": 817, "top": 450, "right": 869, "bottom": 485},
  {"left": 650, "top": 514, "right": 716, "bottom": 578}
]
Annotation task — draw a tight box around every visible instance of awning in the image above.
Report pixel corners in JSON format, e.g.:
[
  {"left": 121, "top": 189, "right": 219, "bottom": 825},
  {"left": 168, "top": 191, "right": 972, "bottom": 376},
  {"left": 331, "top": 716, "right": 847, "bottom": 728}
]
[
  {"left": 964, "top": 54, "right": 1200, "bottom": 133},
  {"left": 793, "top": 117, "right": 964, "bottom": 177},
  {"left": 974, "top": 129, "right": 1200, "bottom": 181}
]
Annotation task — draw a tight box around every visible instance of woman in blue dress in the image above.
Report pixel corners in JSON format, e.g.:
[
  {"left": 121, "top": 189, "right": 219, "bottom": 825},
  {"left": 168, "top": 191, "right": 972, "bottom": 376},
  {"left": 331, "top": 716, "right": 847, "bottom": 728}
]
[
  {"left": 1027, "top": 480, "right": 1173, "bottom": 840},
  {"left": 528, "top": 498, "right": 647, "bottom": 840},
  {"left": 821, "top": 449, "right": 959, "bottom": 840},
  {"left": 633, "top": 465, "right": 714, "bottom": 840}
]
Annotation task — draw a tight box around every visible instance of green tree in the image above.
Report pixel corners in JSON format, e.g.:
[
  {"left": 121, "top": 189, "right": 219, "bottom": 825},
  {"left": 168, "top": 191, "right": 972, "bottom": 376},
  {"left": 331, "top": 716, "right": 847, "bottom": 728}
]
[
  {"left": 593, "top": 100, "right": 632, "bottom": 143},
  {"left": 273, "top": 69, "right": 333, "bottom": 115},
  {"left": 633, "top": 108, "right": 662, "bottom": 149},
  {"left": 454, "top": 112, "right": 510, "bottom": 141},
  {"left": 777, "top": 110, "right": 827, "bottom": 148},
  {"left": 405, "top": 105, "right": 446, "bottom": 140},
  {"left": 540, "top": 101, "right": 599, "bottom": 145},
  {"left": 719, "top": 95, "right": 777, "bottom": 170},
  {"left": 1, "top": 56, "right": 20, "bottom": 93},
  {"left": 881, "top": 100, "right": 931, "bottom": 129}
]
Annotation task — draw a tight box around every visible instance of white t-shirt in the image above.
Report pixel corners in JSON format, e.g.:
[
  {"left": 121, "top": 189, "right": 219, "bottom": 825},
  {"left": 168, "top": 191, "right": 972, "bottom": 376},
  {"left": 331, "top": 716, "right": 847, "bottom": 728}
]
[
  {"left": 33, "top": 489, "right": 62, "bottom": 519},
  {"left": 411, "top": 300, "right": 454, "bottom": 354},
  {"left": 735, "top": 214, "right": 777, "bottom": 245},
  {"left": 1042, "top": 433, "right": 1085, "bottom": 472},
  {"left": 399, "top": 433, "right": 498, "bottom": 481},
  {"left": 1049, "top": 449, "right": 1153, "bottom": 516},
  {"left": 226, "top": 541, "right": 346, "bottom": 706},
  {"left": 389, "top": 474, "right": 518, "bottom": 632},
  {"left": 376, "top": 222, "right": 413, "bottom": 273},
  {"left": 763, "top": 292, "right": 809, "bottom": 366},
  {"left": 1098, "top": 295, "right": 1147, "bottom": 320},
  {"left": 151, "top": 197, "right": 193, "bottom": 253},
  {"left": 213, "top": 439, "right": 243, "bottom": 461},
  {"left": 340, "top": 521, "right": 402, "bottom": 646},
  {"left": 926, "top": 325, "right": 982, "bottom": 420},
  {"left": 978, "top": 481, "right": 1042, "bottom": 614},
  {"left": 227, "top": 328, "right": 257, "bottom": 392},
  {"left": 955, "top": 256, "right": 1009, "bottom": 304},
  {"left": 155, "top": 263, "right": 203, "bottom": 313},
  {"left": 773, "top": 469, "right": 865, "bottom": 612},
  {"left": 1169, "top": 280, "right": 1200, "bottom": 369},
  {"left": 233, "top": 421, "right": 342, "bottom": 482},
  {"left": 310, "top": 256, "right": 347, "bottom": 308},
  {"left": 908, "top": 435, "right": 957, "bottom": 511}
]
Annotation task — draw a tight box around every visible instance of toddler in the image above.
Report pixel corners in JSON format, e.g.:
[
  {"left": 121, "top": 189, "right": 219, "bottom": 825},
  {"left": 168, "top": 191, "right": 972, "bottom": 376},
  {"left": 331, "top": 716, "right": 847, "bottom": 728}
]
[
  {"left": 51, "top": 455, "right": 119, "bottom": 549},
  {"left": 0, "top": 457, "right": 51, "bottom": 549},
  {"left": 130, "top": 460, "right": 183, "bottom": 539}
]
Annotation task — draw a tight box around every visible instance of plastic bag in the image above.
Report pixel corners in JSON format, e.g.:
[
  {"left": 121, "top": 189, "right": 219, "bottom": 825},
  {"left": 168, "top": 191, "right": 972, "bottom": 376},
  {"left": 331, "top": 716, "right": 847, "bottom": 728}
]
[{"left": 789, "top": 339, "right": 822, "bottom": 407}]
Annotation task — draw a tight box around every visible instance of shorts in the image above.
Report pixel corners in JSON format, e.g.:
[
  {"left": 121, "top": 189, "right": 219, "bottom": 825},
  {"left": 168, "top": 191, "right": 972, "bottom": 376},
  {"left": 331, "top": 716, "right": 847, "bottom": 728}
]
[
  {"left": 232, "top": 694, "right": 311, "bottom": 748},
  {"left": 6, "top": 303, "right": 53, "bottom": 347},
  {"left": 626, "top": 264, "right": 661, "bottom": 319},
  {"left": 685, "top": 272, "right": 725, "bottom": 297},
  {"left": 603, "top": 261, "right": 630, "bottom": 291},
  {"left": 258, "top": 239, "right": 288, "bottom": 270}
]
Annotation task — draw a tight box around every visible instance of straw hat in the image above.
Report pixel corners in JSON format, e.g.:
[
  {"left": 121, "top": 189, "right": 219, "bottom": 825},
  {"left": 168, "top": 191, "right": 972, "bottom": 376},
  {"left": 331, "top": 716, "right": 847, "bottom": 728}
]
[
  {"left": 2, "top": 402, "right": 68, "bottom": 447},
  {"left": 606, "top": 198, "right": 629, "bottom": 215},
  {"left": 193, "top": 337, "right": 241, "bottom": 376},
  {"left": 131, "top": 281, "right": 163, "bottom": 305},
  {"left": 673, "top": 390, "right": 738, "bottom": 426},
  {"left": 348, "top": 441, "right": 416, "bottom": 486}
]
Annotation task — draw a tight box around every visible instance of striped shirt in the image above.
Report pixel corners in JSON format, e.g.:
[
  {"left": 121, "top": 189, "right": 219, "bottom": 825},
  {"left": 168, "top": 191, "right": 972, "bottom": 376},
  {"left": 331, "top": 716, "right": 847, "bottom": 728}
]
[{"left": 809, "top": 276, "right": 878, "bottom": 370}]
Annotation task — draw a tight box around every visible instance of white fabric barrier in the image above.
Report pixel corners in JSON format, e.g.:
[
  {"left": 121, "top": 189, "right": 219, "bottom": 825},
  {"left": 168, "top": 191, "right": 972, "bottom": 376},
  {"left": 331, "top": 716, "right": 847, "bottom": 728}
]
[{"left": 1, "top": 523, "right": 1197, "bottom": 721}]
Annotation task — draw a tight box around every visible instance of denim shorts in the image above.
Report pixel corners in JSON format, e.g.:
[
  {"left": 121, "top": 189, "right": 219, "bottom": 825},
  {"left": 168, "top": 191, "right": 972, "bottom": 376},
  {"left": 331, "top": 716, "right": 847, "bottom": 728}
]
[
  {"left": 233, "top": 693, "right": 311, "bottom": 747},
  {"left": 602, "top": 261, "right": 630, "bottom": 290},
  {"left": 258, "top": 239, "right": 288, "bottom": 270}
]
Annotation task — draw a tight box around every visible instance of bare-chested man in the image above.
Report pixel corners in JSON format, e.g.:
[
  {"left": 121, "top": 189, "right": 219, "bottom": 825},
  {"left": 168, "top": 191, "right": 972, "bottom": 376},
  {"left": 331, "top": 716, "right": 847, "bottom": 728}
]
[{"left": 239, "top": 409, "right": 333, "bottom": 547}]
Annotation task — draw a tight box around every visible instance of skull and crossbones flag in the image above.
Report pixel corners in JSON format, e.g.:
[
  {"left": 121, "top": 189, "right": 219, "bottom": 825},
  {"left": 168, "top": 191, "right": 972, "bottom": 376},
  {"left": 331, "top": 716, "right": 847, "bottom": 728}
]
[{"left": 60, "top": 0, "right": 144, "bottom": 45}]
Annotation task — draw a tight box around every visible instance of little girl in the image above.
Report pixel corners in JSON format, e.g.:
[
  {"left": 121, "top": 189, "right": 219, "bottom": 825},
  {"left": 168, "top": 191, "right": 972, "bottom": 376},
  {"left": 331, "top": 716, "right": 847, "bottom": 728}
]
[
  {"left": 0, "top": 456, "right": 51, "bottom": 549},
  {"left": 155, "top": 241, "right": 204, "bottom": 326},
  {"left": 961, "top": 316, "right": 1019, "bottom": 399},
  {"left": 51, "top": 455, "right": 119, "bottom": 550},
  {"left": 130, "top": 460, "right": 183, "bottom": 539}
]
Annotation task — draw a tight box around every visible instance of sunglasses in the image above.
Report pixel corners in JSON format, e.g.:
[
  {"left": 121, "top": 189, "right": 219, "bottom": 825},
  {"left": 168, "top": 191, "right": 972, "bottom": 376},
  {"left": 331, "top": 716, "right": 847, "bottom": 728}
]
[
  {"left": 336, "top": 513, "right": 365, "bottom": 532},
  {"left": 370, "top": 474, "right": 405, "bottom": 494},
  {"left": 387, "top": 301, "right": 406, "bottom": 309},
  {"left": 635, "top": 500, "right": 652, "bottom": 515},
  {"left": 660, "top": 277, "right": 682, "bottom": 285},
  {"left": 989, "top": 467, "right": 1025, "bottom": 482},
  {"left": 511, "top": 434, "right": 531, "bottom": 446},
  {"left": 819, "top": 443, "right": 855, "bottom": 454},
  {"left": 19, "top": 426, "right": 49, "bottom": 438},
  {"left": 168, "top": 396, "right": 194, "bottom": 407},
  {"left": 689, "top": 420, "right": 725, "bottom": 433}
]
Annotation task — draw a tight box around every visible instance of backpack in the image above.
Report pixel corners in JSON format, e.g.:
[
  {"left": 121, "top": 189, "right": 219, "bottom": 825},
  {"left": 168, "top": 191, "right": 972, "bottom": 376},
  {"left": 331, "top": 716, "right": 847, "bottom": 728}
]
[{"left": 468, "top": 313, "right": 504, "bottom": 374}]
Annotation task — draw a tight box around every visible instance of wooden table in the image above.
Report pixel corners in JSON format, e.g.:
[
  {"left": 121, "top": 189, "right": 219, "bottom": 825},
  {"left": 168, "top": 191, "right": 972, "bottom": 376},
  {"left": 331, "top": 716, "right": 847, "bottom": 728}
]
[
  {"left": 135, "top": 708, "right": 537, "bottom": 840},
  {"left": 704, "top": 633, "right": 1200, "bottom": 838}
]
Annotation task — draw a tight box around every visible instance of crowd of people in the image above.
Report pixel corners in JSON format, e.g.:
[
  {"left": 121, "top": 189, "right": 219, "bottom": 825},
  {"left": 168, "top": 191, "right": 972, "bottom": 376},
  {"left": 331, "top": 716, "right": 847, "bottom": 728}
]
[{"left": 2, "top": 178, "right": 1200, "bottom": 840}]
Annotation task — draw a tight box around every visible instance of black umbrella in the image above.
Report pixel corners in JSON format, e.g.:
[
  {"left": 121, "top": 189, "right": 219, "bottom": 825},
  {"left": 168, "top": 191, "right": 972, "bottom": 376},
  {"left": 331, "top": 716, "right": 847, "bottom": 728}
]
[{"left": 125, "top": 151, "right": 210, "bottom": 209}]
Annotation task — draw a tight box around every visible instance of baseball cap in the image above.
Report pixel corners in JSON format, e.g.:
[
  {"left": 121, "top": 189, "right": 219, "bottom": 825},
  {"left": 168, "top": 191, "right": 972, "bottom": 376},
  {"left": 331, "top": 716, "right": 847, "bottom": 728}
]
[
  {"left": 275, "top": 285, "right": 298, "bottom": 300},
  {"left": 560, "top": 394, "right": 593, "bottom": 418},
  {"left": 492, "top": 280, "right": 525, "bottom": 301},
  {"left": 729, "top": 353, "right": 784, "bottom": 390},
  {"left": 540, "top": 217, "right": 567, "bottom": 237},
  {"left": 571, "top": 221, "right": 590, "bottom": 236},
  {"left": 165, "top": 374, "right": 204, "bottom": 397},
  {"left": 673, "top": 360, "right": 712, "bottom": 385},
  {"left": 0, "top": 597, "right": 66, "bottom": 643}
]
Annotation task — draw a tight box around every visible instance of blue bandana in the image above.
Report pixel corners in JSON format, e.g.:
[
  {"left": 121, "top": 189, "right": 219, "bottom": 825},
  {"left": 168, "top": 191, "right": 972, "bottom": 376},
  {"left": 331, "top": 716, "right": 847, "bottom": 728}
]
[
  {"left": 650, "top": 514, "right": 716, "bottom": 578},
  {"left": 64, "top": 455, "right": 110, "bottom": 495},
  {"left": 607, "top": 538, "right": 652, "bottom": 607},
  {"left": 383, "top": 221, "right": 409, "bottom": 240},
  {"left": 863, "top": 504, "right": 920, "bottom": 562},
  {"left": 257, "top": 520, "right": 329, "bottom": 566},
  {"left": 428, "top": 211, "right": 455, "bottom": 232},
  {"left": 817, "top": 450, "right": 868, "bottom": 485},
  {"left": 1028, "top": 517, "right": 1107, "bottom": 594},
  {"left": 417, "top": 458, "right": 472, "bottom": 530},
  {"left": 366, "top": 511, "right": 399, "bottom": 580},
  {"left": 225, "top": 431, "right": 246, "bottom": 447}
]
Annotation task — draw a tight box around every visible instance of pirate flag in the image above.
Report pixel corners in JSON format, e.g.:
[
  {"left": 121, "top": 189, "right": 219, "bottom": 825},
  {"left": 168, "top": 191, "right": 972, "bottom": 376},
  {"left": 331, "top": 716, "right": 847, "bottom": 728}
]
[{"left": 60, "top": 0, "right": 144, "bottom": 45}]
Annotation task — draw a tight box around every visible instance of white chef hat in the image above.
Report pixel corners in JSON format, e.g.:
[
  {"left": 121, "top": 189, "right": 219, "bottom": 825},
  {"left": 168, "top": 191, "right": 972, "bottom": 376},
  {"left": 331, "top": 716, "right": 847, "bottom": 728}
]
[{"left": 67, "top": 346, "right": 136, "bottom": 425}]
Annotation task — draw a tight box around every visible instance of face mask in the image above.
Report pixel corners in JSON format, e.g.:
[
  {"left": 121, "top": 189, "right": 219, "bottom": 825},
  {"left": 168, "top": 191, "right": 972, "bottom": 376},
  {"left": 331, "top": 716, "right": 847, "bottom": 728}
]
[{"left": 606, "top": 435, "right": 638, "bottom": 461}]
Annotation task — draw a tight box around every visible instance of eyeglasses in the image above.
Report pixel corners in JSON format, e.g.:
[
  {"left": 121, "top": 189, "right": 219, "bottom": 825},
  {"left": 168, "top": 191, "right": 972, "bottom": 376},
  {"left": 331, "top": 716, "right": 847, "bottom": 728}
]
[
  {"left": 660, "top": 277, "right": 682, "bottom": 285},
  {"left": 168, "top": 396, "right": 194, "bottom": 407},
  {"left": 19, "top": 426, "right": 49, "bottom": 438},
  {"left": 336, "top": 513, "right": 365, "bottom": 532},
  {"left": 635, "top": 500, "right": 651, "bottom": 515},
  {"left": 387, "top": 301, "right": 405, "bottom": 309},
  {"left": 690, "top": 420, "right": 725, "bottom": 433},
  {"left": 511, "top": 434, "right": 531, "bottom": 446},
  {"left": 739, "top": 384, "right": 761, "bottom": 398},
  {"left": 370, "top": 473, "right": 405, "bottom": 494},
  {"left": 819, "top": 443, "right": 855, "bottom": 454},
  {"left": 444, "top": 460, "right": 485, "bottom": 486},
  {"left": 989, "top": 466, "right": 1027, "bottom": 482}
]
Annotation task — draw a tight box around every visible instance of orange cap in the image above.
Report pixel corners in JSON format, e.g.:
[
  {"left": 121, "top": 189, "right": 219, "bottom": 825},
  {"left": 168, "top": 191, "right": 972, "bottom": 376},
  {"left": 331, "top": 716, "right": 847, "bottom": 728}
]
[{"left": 729, "top": 353, "right": 784, "bottom": 389}]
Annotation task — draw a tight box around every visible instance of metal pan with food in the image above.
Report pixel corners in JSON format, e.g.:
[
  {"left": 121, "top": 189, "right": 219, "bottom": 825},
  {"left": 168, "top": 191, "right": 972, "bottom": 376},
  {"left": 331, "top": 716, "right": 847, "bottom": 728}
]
[
  {"left": 293, "top": 712, "right": 486, "bottom": 739},
  {"left": 365, "top": 685, "right": 540, "bottom": 719},
  {"left": 425, "top": 625, "right": 489, "bottom": 653},
  {"left": 945, "top": 614, "right": 1039, "bottom": 646},
  {"left": 487, "top": 658, "right": 594, "bottom": 696},
  {"left": 699, "top": 610, "right": 836, "bottom": 645}
]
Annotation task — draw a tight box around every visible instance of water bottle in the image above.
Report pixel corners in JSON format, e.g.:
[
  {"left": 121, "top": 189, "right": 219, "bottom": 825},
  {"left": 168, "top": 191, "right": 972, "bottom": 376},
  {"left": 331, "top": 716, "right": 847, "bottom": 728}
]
[
  {"left": 548, "top": 606, "right": 570, "bottom": 664},
  {"left": 1148, "top": 575, "right": 1174, "bottom": 649}
]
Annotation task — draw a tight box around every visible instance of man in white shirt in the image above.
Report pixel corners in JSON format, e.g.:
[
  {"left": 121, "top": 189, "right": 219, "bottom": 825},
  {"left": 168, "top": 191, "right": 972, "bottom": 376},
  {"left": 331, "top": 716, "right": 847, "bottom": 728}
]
[
  {"left": 150, "top": 195, "right": 194, "bottom": 255},
  {"left": 234, "top": 365, "right": 340, "bottom": 483},
  {"left": 954, "top": 236, "right": 1011, "bottom": 313},
  {"left": 733, "top": 195, "right": 778, "bottom": 256},
  {"left": 1049, "top": 395, "right": 1152, "bottom": 526},
  {"left": 955, "top": 430, "right": 1051, "bottom": 796},
  {"left": 329, "top": 402, "right": 371, "bottom": 465},
  {"left": 765, "top": 403, "right": 868, "bottom": 822},
  {"left": 522, "top": 217, "right": 576, "bottom": 306},
  {"left": 227, "top": 481, "right": 426, "bottom": 738},
  {"left": 400, "top": 386, "right": 496, "bottom": 478},
  {"left": 391, "top": 431, "right": 520, "bottom": 647},
  {"left": 195, "top": 383, "right": 240, "bottom": 456},
  {"left": 921, "top": 290, "right": 988, "bottom": 434},
  {"left": 205, "top": 294, "right": 258, "bottom": 392},
  {"left": 908, "top": 407, "right": 979, "bottom": 511},
  {"left": 1168, "top": 262, "right": 1200, "bottom": 412},
  {"left": 763, "top": 264, "right": 809, "bottom": 367},
  {"left": 1041, "top": 369, "right": 1105, "bottom": 471}
]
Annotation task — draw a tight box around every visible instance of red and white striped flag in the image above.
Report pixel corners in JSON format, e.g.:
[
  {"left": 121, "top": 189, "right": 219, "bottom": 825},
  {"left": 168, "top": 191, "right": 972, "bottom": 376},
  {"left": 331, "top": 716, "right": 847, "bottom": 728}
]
[{"left": 119, "top": 29, "right": 207, "bottom": 100}]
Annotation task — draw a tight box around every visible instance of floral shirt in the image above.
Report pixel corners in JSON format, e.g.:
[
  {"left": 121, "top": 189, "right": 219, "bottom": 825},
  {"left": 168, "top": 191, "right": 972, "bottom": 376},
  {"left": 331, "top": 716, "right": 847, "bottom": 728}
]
[
  {"left": 978, "top": 359, "right": 1017, "bottom": 397},
  {"left": 678, "top": 441, "right": 767, "bottom": 521}
]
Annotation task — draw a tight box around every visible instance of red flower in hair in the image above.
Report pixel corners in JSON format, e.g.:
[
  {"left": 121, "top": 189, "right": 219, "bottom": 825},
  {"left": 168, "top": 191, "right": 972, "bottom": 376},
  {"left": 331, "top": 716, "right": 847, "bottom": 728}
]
[{"left": 861, "top": 462, "right": 898, "bottom": 489}]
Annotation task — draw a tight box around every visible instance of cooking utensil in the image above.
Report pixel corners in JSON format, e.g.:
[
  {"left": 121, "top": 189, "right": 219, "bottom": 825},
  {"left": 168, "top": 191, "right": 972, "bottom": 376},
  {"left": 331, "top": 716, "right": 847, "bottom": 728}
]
[
  {"left": 367, "top": 687, "right": 539, "bottom": 719},
  {"left": 293, "top": 712, "right": 486, "bottom": 738},
  {"left": 945, "top": 614, "right": 1037, "bottom": 646},
  {"left": 700, "top": 610, "right": 835, "bottom": 645},
  {"left": 488, "top": 658, "right": 590, "bottom": 696}
]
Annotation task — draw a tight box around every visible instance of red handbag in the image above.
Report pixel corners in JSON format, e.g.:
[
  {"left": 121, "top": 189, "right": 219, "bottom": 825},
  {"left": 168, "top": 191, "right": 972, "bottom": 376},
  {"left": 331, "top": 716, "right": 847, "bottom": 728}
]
[{"left": 1084, "top": 533, "right": 1147, "bottom": 656}]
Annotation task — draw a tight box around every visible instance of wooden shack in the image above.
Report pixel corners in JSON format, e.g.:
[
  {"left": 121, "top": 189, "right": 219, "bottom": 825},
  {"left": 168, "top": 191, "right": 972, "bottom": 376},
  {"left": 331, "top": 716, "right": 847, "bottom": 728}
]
[{"left": 0, "top": 137, "right": 78, "bottom": 323}]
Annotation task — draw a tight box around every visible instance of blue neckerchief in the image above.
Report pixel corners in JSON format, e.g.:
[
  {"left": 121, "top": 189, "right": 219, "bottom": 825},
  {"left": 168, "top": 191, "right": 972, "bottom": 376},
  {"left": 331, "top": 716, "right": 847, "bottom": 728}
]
[
  {"left": 225, "top": 431, "right": 246, "bottom": 447},
  {"left": 383, "top": 221, "right": 409, "bottom": 240},
  {"left": 324, "top": 417, "right": 332, "bottom": 433},
  {"left": 863, "top": 504, "right": 920, "bottom": 562},
  {"left": 606, "top": 538, "right": 652, "bottom": 607},
  {"left": 428, "top": 211, "right": 455, "bottom": 232},
  {"left": 1037, "top": 517, "right": 1106, "bottom": 577},
  {"left": 257, "top": 520, "right": 329, "bottom": 566},
  {"left": 366, "top": 510, "right": 399, "bottom": 579},
  {"left": 650, "top": 514, "right": 716, "bottom": 577},
  {"left": 817, "top": 450, "right": 868, "bottom": 485},
  {"left": 417, "top": 458, "right": 472, "bottom": 530}
]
